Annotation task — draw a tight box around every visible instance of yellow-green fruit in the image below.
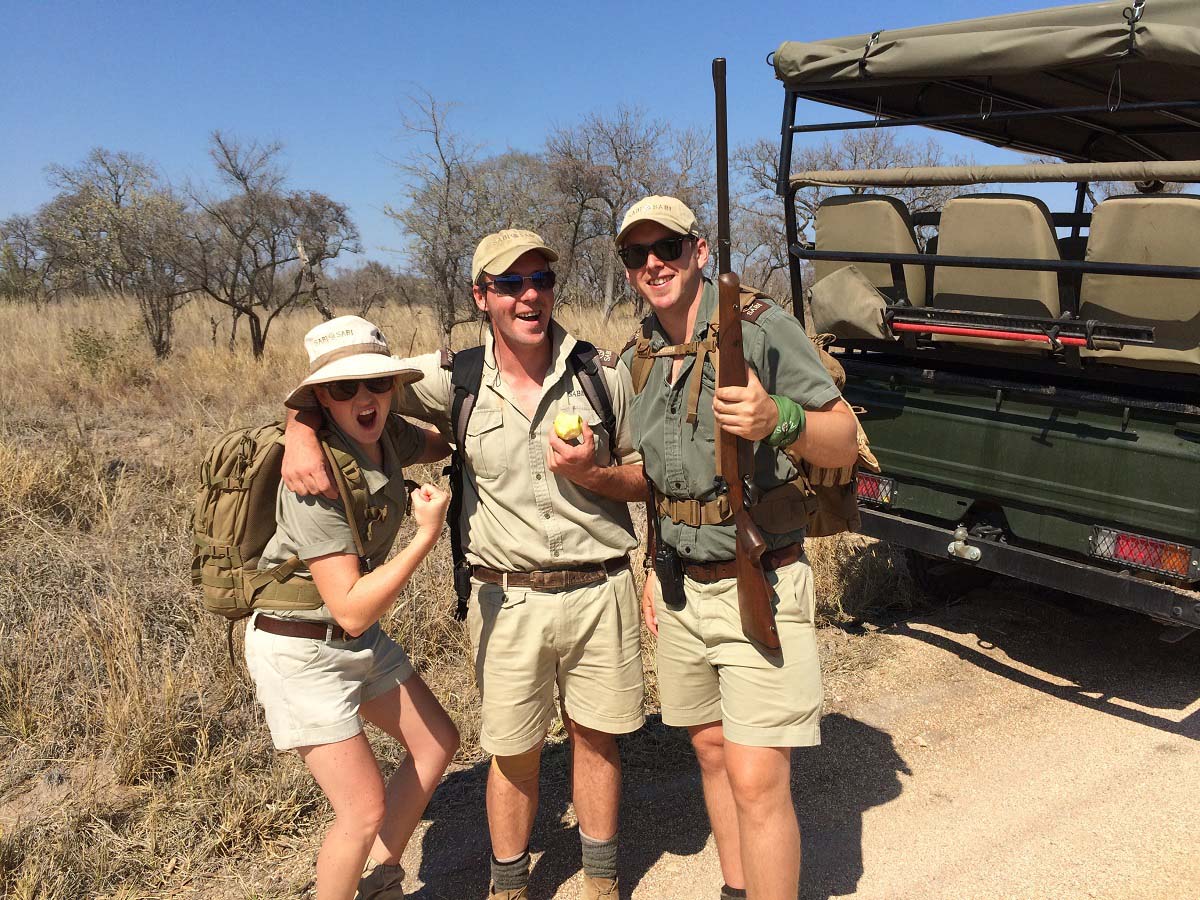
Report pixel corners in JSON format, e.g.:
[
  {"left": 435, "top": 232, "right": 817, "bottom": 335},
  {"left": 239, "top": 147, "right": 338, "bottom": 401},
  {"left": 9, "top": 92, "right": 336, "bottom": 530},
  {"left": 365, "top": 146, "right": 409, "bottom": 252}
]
[{"left": 554, "top": 412, "right": 583, "bottom": 441}]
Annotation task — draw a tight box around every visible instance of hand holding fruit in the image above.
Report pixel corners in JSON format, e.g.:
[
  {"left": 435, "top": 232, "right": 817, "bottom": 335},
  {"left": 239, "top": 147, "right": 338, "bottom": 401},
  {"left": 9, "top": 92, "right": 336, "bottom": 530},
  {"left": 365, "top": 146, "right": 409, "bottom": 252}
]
[
  {"left": 554, "top": 412, "right": 584, "bottom": 441},
  {"left": 548, "top": 413, "right": 597, "bottom": 484}
]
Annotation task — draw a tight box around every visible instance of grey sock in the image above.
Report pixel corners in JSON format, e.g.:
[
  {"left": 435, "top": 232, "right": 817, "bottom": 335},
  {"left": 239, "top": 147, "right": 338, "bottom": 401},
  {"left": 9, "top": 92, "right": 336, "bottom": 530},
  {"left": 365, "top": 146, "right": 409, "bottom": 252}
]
[
  {"left": 580, "top": 830, "right": 618, "bottom": 881},
  {"left": 720, "top": 885, "right": 748, "bottom": 900},
  {"left": 491, "top": 850, "right": 530, "bottom": 893}
]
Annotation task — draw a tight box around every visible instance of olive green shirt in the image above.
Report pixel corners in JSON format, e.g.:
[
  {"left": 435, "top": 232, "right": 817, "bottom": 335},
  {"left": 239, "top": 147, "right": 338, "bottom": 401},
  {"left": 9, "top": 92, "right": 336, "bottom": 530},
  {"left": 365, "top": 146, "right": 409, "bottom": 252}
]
[
  {"left": 620, "top": 279, "right": 841, "bottom": 562},
  {"left": 396, "top": 322, "right": 639, "bottom": 571},
  {"left": 259, "top": 417, "right": 423, "bottom": 624}
]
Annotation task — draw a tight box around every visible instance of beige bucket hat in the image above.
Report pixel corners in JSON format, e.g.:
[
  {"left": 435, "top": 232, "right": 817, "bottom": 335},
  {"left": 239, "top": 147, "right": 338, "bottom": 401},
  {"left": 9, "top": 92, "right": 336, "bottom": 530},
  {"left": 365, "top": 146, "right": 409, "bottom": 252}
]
[
  {"left": 471, "top": 229, "right": 559, "bottom": 283},
  {"left": 616, "top": 195, "right": 699, "bottom": 245},
  {"left": 284, "top": 315, "right": 422, "bottom": 410}
]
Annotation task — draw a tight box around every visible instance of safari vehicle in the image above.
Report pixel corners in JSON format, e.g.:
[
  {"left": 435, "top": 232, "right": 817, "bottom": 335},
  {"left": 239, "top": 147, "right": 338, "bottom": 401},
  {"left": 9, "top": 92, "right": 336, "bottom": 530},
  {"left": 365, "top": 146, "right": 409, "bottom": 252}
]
[{"left": 771, "top": 0, "right": 1200, "bottom": 635}]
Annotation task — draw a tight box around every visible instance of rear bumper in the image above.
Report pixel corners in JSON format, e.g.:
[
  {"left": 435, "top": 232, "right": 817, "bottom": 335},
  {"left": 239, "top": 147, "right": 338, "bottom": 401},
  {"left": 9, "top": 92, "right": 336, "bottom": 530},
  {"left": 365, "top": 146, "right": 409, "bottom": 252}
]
[{"left": 860, "top": 508, "right": 1200, "bottom": 630}]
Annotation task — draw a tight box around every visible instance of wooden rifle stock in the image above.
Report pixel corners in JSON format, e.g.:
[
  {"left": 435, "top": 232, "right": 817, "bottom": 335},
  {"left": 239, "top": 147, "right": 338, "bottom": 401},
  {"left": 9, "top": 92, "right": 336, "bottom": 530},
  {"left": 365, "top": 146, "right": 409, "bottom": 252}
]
[
  {"left": 713, "top": 58, "right": 780, "bottom": 652},
  {"left": 716, "top": 273, "right": 781, "bottom": 652}
]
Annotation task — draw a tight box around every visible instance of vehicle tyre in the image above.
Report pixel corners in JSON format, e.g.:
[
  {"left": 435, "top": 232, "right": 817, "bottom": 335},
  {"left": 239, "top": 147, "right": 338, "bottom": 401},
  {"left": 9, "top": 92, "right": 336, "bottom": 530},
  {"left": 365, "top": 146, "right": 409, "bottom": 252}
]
[{"left": 905, "top": 549, "right": 995, "bottom": 603}]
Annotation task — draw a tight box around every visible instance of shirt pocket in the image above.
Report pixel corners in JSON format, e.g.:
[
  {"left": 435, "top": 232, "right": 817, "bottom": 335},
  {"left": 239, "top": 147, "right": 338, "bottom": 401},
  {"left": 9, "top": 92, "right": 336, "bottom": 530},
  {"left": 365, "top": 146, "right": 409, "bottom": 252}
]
[{"left": 466, "top": 407, "right": 507, "bottom": 480}]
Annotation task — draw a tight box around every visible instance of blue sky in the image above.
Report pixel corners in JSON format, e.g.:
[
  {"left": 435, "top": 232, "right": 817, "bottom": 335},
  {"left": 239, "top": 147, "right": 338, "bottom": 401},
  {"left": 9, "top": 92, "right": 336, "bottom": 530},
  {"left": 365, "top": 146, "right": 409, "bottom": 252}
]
[{"left": 3, "top": 0, "right": 1067, "bottom": 265}]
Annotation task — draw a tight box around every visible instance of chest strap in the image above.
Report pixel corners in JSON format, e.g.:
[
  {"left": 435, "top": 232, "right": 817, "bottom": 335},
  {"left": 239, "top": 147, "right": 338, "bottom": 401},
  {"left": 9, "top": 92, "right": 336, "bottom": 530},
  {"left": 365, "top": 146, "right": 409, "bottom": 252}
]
[{"left": 631, "top": 332, "right": 719, "bottom": 424}]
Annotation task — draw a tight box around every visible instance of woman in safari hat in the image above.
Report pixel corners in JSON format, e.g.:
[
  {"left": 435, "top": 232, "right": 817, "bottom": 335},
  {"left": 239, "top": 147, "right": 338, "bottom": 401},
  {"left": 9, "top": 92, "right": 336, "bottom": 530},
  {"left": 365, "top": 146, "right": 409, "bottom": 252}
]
[{"left": 246, "top": 315, "right": 459, "bottom": 900}]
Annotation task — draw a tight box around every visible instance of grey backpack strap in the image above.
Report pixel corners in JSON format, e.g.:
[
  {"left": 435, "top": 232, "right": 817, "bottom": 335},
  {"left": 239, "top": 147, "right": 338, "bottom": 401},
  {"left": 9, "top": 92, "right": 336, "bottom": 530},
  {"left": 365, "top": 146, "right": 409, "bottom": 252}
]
[{"left": 567, "top": 341, "right": 617, "bottom": 458}]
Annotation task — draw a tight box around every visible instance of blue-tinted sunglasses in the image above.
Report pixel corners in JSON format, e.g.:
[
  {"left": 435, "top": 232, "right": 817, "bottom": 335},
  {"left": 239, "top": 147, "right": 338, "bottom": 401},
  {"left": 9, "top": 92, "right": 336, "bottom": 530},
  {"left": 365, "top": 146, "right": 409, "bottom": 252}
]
[{"left": 484, "top": 270, "right": 557, "bottom": 296}]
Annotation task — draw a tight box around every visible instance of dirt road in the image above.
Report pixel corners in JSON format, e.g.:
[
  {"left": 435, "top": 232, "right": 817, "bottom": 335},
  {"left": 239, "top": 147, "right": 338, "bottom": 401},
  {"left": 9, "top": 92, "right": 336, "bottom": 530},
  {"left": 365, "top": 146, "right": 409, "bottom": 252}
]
[{"left": 399, "top": 585, "right": 1200, "bottom": 900}]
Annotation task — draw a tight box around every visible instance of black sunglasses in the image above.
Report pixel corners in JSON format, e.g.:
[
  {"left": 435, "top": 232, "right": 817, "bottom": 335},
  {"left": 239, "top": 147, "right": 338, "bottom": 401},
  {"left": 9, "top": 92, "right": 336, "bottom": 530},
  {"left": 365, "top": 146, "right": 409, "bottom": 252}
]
[
  {"left": 325, "top": 376, "right": 394, "bottom": 402},
  {"left": 485, "top": 270, "right": 557, "bottom": 296},
  {"left": 617, "top": 235, "right": 695, "bottom": 269}
]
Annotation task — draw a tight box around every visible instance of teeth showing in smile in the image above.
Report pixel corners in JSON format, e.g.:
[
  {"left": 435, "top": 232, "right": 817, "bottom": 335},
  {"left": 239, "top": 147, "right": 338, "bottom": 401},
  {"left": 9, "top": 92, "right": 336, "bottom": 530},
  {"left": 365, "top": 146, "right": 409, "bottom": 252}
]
[
  {"left": 648, "top": 276, "right": 672, "bottom": 287},
  {"left": 517, "top": 312, "right": 540, "bottom": 320}
]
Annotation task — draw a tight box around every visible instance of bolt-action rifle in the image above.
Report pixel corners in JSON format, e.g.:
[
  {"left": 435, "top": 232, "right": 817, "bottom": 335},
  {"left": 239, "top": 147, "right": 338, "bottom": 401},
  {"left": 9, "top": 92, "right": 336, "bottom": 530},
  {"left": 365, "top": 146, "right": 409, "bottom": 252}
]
[{"left": 713, "top": 57, "right": 781, "bottom": 653}]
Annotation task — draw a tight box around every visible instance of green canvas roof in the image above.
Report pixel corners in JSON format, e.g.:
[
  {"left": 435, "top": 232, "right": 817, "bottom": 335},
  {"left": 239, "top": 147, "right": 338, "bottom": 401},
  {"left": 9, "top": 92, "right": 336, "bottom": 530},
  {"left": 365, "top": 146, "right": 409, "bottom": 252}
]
[{"left": 774, "top": 0, "right": 1200, "bottom": 163}]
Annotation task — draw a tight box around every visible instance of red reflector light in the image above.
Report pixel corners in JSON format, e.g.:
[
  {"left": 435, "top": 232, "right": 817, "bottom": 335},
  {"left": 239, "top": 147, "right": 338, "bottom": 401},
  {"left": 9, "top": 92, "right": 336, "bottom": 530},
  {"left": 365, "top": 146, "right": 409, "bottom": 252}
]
[
  {"left": 1092, "top": 527, "right": 1198, "bottom": 581},
  {"left": 855, "top": 473, "right": 895, "bottom": 506}
]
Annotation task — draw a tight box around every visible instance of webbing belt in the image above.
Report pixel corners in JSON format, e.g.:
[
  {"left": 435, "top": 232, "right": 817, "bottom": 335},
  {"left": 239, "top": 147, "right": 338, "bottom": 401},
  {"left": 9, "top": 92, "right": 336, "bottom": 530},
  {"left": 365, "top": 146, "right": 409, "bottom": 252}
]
[{"left": 654, "top": 489, "right": 732, "bottom": 527}]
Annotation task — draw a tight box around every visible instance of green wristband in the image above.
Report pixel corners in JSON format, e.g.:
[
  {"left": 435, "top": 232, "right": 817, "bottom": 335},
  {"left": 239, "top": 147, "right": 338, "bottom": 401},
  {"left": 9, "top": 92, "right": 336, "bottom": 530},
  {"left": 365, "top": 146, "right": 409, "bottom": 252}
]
[{"left": 767, "top": 395, "right": 805, "bottom": 448}]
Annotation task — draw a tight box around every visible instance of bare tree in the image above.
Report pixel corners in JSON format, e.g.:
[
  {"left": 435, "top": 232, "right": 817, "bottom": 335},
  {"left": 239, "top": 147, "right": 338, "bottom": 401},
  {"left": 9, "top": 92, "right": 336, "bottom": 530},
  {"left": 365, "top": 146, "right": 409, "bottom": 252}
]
[
  {"left": 178, "top": 133, "right": 360, "bottom": 358},
  {"left": 36, "top": 148, "right": 191, "bottom": 356},
  {"left": 547, "top": 107, "right": 713, "bottom": 317},
  {"left": 386, "top": 93, "right": 483, "bottom": 347},
  {"left": 0, "top": 215, "right": 53, "bottom": 307},
  {"left": 328, "top": 260, "right": 406, "bottom": 317}
]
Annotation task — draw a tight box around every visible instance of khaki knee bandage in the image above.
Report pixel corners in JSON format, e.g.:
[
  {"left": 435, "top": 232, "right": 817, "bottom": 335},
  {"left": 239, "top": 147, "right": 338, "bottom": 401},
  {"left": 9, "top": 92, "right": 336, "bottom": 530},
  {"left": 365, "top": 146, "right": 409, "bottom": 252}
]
[{"left": 491, "top": 746, "right": 542, "bottom": 783}]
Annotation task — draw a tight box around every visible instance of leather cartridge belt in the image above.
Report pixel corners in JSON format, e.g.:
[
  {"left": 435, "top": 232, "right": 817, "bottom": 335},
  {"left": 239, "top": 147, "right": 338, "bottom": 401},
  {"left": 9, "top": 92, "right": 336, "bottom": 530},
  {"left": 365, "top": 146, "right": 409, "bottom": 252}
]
[
  {"left": 472, "top": 556, "right": 630, "bottom": 591},
  {"left": 682, "top": 541, "right": 805, "bottom": 584},
  {"left": 254, "top": 613, "right": 352, "bottom": 642}
]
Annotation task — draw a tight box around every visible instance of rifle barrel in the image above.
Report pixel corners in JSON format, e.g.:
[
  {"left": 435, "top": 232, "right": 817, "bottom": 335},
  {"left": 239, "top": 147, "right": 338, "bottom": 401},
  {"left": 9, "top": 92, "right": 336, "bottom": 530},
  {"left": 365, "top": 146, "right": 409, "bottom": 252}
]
[{"left": 713, "top": 57, "right": 731, "bottom": 276}]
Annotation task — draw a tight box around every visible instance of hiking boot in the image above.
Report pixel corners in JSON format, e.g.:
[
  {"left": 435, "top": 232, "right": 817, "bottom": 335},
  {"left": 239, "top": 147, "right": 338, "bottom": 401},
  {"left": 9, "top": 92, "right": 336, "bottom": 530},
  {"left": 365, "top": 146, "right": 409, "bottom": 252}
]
[
  {"left": 582, "top": 874, "right": 619, "bottom": 899},
  {"left": 488, "top": 887, "right": 528, "bottom": 900},
  {"left": 356, "top": 858, "right": 405, "bottom": 899}
]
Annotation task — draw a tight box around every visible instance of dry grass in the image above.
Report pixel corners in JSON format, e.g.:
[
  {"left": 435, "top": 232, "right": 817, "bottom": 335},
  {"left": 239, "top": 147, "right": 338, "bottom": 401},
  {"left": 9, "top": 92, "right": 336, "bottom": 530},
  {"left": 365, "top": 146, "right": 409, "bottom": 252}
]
[{"left": 0, "top": 296, "right": 910, "bottom": 898}]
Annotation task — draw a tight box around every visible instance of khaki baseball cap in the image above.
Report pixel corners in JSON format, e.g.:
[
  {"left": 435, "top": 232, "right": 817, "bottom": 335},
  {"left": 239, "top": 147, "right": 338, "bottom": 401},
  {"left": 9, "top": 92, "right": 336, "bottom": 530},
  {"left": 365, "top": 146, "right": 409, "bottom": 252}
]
[
  {"left": 471, "top": 229, "right": 559, "bottom": 283},
  {"left": 616, "top": 195, "right": 699, "bottom": 245}
]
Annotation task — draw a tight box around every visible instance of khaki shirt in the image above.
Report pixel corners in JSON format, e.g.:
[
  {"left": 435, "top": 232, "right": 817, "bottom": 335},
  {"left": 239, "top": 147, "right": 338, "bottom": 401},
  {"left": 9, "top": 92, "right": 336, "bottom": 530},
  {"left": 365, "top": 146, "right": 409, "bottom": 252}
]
[
  {"left": 259, "top": 418, "right": 423, "bottom": 624},
  {"left": 397, "top": 322, "right": 639, "bottom": 571},
  {"left": 620, "top": 280, "right": 841, "bottom": 562}
]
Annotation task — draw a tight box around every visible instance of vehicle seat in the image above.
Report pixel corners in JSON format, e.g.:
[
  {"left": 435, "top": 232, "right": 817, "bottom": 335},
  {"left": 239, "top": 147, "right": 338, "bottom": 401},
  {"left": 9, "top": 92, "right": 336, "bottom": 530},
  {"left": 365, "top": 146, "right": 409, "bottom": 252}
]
[
  {"left": 1079, "top": 194, "right": 1200, "bottom": 374},
  {"left": 814, "top": 194, "right": 926, "bottom": 306},
  {"left": 931, "top": 194, "right": 1062, "bottom": 351}
]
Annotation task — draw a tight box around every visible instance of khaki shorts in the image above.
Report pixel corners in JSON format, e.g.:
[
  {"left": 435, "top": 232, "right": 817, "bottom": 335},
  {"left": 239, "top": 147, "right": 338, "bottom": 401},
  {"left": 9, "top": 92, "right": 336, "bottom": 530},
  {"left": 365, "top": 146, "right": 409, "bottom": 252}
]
[
  {"left": 244, "top": 614, "right": 414, "bottom": 751},
  {"left": 466, "top": 567, "right": 645, "bottom": 756},
  {"left": 654, "top": 557, "right": 822, "bottom": 748}
]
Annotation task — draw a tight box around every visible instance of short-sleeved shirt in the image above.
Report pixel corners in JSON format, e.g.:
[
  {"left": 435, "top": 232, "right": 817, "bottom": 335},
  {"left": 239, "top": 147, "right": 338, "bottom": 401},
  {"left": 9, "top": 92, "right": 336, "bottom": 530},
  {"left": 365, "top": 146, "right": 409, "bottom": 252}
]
[
  {"left": 620, "top": 279, "right": 841, "bottom": 562},
  {"left": 258, "top": 416, "right": 423, "bottom": 624},
  {"left": 396, "top": 322, "right": 640, "bottom": 572}
]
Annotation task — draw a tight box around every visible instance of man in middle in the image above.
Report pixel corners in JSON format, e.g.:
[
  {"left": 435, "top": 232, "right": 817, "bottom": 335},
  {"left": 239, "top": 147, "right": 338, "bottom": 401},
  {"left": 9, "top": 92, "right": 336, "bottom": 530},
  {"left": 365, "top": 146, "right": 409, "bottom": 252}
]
[{"left": 282, "top": 229, "right": 646, "bottom": 900}]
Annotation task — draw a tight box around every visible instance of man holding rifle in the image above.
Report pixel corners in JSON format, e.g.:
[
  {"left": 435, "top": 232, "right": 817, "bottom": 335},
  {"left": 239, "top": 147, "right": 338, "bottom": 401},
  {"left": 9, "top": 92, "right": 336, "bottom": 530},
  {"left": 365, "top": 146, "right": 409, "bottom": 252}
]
[{"left": 617, "top": 194, "right": 858, "bottom": 900}]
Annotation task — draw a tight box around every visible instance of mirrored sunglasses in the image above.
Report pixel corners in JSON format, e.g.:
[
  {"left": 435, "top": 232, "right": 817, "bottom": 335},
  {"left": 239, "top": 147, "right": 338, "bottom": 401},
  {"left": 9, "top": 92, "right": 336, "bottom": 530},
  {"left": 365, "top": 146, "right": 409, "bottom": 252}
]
[
  {"left": 617, "top": 235, "right": 695, "bottom": 269},
  {"left": 485, "top": 270, "right": 557, "bottom": 296},
  {"left": 325, "top": 376, "right": 395, "bottom": 402}
]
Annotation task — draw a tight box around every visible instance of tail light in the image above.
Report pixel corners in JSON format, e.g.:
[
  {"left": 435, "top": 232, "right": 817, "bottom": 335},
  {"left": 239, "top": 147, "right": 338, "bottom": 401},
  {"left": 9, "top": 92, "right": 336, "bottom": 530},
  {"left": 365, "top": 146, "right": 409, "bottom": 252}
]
[
  {"left": 855, "top": 473, "right": 895, "bottom": 507},
  {"left": 1090, "top": 526, "right": 1199, "bottom": 582}
]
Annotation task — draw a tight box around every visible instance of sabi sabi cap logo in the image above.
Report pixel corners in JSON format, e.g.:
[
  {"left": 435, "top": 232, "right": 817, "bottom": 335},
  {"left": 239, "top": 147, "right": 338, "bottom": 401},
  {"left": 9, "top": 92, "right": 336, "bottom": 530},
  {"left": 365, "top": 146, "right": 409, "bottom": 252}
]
[
  {"left": 617, "top": 195, "right": 699, "bottom": 244},
  {"left": 471, "top": 229, "right": 559, "bottom": 282}
]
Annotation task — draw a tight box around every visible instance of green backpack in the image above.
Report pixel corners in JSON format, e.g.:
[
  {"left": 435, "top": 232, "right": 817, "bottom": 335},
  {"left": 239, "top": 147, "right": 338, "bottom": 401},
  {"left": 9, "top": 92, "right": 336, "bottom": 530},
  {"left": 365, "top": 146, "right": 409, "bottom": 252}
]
[{"left": 190, "top": 421, "right": 380, "bottom": 621}]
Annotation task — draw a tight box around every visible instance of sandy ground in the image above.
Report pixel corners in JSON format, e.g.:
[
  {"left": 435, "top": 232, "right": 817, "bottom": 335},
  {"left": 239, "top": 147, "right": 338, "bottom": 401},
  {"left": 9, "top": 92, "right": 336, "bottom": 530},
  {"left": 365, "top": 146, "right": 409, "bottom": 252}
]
[{"left": 384, "top": 584, "right": 1200, "bottom": 900}]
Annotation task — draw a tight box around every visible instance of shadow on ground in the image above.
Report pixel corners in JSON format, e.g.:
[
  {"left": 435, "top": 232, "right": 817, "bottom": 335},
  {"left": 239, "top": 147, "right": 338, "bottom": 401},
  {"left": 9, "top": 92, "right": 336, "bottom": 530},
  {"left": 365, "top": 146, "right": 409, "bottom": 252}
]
[
  {"left": 854, "top": 573, "right": 1200, "bottom": 741},
  {"left": 407, "top": 711, "right": 908, "bottom": 899}
]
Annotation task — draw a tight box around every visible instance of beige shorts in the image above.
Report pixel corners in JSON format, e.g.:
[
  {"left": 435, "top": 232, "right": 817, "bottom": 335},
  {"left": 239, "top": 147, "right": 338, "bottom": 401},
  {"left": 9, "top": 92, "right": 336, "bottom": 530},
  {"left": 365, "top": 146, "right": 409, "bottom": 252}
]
[
  {"left": 466, "top": 567, "right": 645, "bottom": 756},
  {"left": 244, "top": 614, "right": 414, "bottom": 751},
  {"left": 654, "top": 557, "right": 822, "bottom": 748}
]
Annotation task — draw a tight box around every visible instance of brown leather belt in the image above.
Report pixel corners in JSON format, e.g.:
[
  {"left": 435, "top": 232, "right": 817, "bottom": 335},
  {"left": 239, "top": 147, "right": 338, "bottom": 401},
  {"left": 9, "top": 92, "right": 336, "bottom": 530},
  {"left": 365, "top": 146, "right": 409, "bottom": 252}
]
[
  {"left": 254, "top": 614, "right": 352, "bottom": 642},
  {"left": 472, "top": 556, "right": 630, "bottom": 591},
  {"left": 682, "top": 542, "right": 804, "bottom": 584}
]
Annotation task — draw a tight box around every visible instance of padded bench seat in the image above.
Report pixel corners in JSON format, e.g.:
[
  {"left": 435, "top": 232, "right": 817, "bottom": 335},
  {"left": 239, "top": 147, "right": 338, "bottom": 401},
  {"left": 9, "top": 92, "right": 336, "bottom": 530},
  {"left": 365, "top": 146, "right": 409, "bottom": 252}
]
[{"left": 1079, "top": 194, "right": 1200, "bottom": 375}]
